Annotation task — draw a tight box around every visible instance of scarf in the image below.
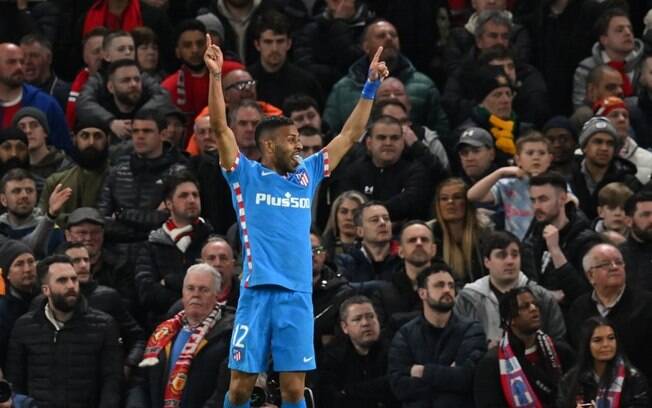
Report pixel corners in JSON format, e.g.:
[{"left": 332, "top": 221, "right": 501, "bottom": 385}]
[
  {"left": 83, "top": 0, "right": 143, "bottom": 35},
  {"left": 472, "top": 106, "right": 517, "bottom": 155},
  {"left": 498, "top": 330, "right": 562, "bottom": 408},
  {"left": 596, "top": 358, "right": 626, "bottom": 408},
  {"left": 139, "top": 305, "right": 222, "bottom": 407},
  {"left": 175, "top": 68, "right": 186, "bottom": 107},
  {"left": 163, "top": 218, "right": 204, "bottom": 253},
  {"left": 66, "top": 68, "right": 90, "bottom": 128},
  {"left": 607, "top": 61, "right": 633, "bottom": 97}
]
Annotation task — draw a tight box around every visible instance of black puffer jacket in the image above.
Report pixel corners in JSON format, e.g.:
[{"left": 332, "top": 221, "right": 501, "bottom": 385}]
[
  {"left": 5, "top": 297, "right": 123, "bottom": 408},
  {"left": 388, "top": 313, "right": 486, "bottom": 408},
  {"left": 522, "top": 204, "right": 602, "bottom": 306},
  {"left": 98, "top": 145, "right": 188, "bottom": 244},
  {"left": 134, "top": 221, "right": 213, "bottom": 325},
  {"left": 620, "top": 236, "right": 652, "bottom": 293},
  {"left": 190, "top": 152, "right": 235, "bottom": 235}
]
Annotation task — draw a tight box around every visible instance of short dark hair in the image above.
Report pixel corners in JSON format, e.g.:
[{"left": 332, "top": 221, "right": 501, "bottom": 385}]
[
  {"left": 353, "top": 200, "right": 387, "bottom": 227},
  {"left": 368, "top": 115, "right": 403, "bottom": 137},
  {"left": 587, "top": 65, "right": 619, "bottom": 89},
  {"left": 477, "top": 45, "right": 514, "bottom": 65},
  {"left": 482, "top": 230, "right": 521, "bottom": 259},
  {"left": 133, "top": 109, "right": 166, "bottom": 132},
  {"left": 339, "top": 295, "right": 375, "bottom": 322},
  {"left": 37, "top": 254, "right": 73, "bottom": 285},
  {"left": 595, "top": 8, "right": 629, "bottom": 39},
  {"left": 283, "top": 94, "right": 319, "bottom": 116},
  {"left": 624, "top": 190, "right": 652, "bottom": 216},
  {"left": 228, "top": 99, "right": 263, "bottom": 127},
  {"left": 254, "top": 9, "right": 291, "bottom": 39},
  {"left": 82, "top": 27, "right": 109, "bottom": 47},
  {"left": 175, "top": 19, "right": 207, "bottom": 46},
  {"left": 475, "top": 10, "right": 513, "bottom": 39},
  {"left": 370, "top": 99, "right": 407, "bottom": 122},
  {"left": 162, "top": 169, "right": 199, "bottom": 200},
  {"left": 400, "top": 220, "right": 434, "bottom": 242},
  {"left": 55, "top": 241, "right": 88, "bottom": 255},
  {"left": 20, "top": 33, "right": 53, "bottom": 52},
  {"left": 102, "top": 30, "right": 132, "bottom": 51},
  {"left": 499, "top": 286, "right": 535, "bottom": 329},
  {"left": 1, "top": 169, "right": 35, "bottom": 193},
  {"left": 254, "top": 115, "right": 294, "bottom": 148},
  {"left": 529, "top": 171, "right": 567, "bottom": 192},
  {"left": 132, "top": 26, "right": 158, "bottom": 48},
  {"left": 298, "top": 126, "right": 322, "bottom": 138},
  {"left": 416, "top": 262, "right": 455, "bottom": 289},
  {"left": 107, "top": 58, "right": 139, "bottom": 77}
]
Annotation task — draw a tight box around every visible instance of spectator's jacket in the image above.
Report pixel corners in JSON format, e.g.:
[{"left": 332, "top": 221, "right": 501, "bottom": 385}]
[
  {"left": 0, "top": 209, "right": 60, "bottom": 258},
  {"left": 630, "top": 91, "right": 652, "bottom": 149},
  {"left": 318, "top": 335, "right": 399, "bottom": 408},
  {"left": 444, "top": 11, "right": 531, "bottom": 73},
  {"left": 135, "top": 221, "right": 213, "bottom": 324},
  {"left": 0, "top": 84, "right": 71, "bottom": 152},
  {"left": 619, "top": 136, "right": 652, "bottom": 184},
  {"left": 0, "top": 285, "right": 37, "bottom": 369},
  {"left": 190, "top": 151, "right": 235, "bottom": 235},
  {"left": 98, "top": 145, "right": 188, "bottom": 244},
  {"left": 313, "top": 264, "right": 354, "bottom": 346},
  {"left": 572, "top": 40, "right": 645, "bottom": 109},
  {"left": 557, "top": 364, "right": 649, "bottom": 408},
  {"left": 38, "top": 160, "right": 109, "bottom": 225},
  {"left": 161, "top": 65, "right": 208, "bottom": 123},
  {"left": 388, "top": 313, "right": 486, "bottom": 408},
  {"left": 5, "top": 297, "right": 123, "bottom": 408},
  {"left": 336, "top": 154, "right": 432, "bottom": 221},
  {"left": 32, "top": 74, "right": 71, "bottom": 111},
  {"left": 132, "top": 307, "right": 234, "bottom": 408},
  {"left": 620, "top": 235, "right": 652, "bottom": 293},
  {"left": 76, "top": 71, "right": 173, "bottom": 127},
  {"left": 0, "top": 0, "right": 60, "bottom": 45},
  {"left": 335, "top": 244, "right": 402, "bottom": 283},
  {"left": 323, "top": 54, "right": 449, "bottom": 135},
  {"left": 521, "top": 203, "right": 601, "bottom": 305},
  {"left": 292, "top": 4, "right": 371, "bottom": 91},
  {"left": 454, "top": 272, "right": 566, "bottom": 343},
  {"left": 30, "top": 147, "right": 72, "bottom": 181},
  {"left": 568, "top": 156, "right": 641, "bottom": 220}
]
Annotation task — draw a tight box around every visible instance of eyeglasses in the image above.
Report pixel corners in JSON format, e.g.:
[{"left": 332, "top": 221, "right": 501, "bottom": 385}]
[
  {"left": 312, "top": 246, "right": 325, "bottom": 255},
  {"left": 225, "top": 80, "right": 256, "bottom": 91},
  {"left": 589, "top": 260, "right": 625, "bottom": 270}
]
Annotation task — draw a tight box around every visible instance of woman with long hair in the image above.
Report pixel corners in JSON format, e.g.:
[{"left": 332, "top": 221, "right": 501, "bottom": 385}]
[
  {"left": 321, "top": 190, "right": 367, "bottom": 259},
  {"left": 429, "top": 178, "right": 490, "bottom": 283},
  {"left": 558, "top": 316, "right": 649, "bottom": 407}
]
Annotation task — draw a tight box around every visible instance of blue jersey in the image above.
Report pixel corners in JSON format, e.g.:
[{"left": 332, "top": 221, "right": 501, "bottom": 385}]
[{"left": 222, "top": 150, "right": 329, "bottom": 293}]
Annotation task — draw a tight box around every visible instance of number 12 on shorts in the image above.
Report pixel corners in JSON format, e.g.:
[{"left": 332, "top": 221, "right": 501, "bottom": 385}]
[{"left": 232, "top": 324, "right": 249, "bottom": 348}]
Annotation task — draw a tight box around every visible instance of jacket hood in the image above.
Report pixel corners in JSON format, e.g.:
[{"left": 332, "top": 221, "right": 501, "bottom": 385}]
[
  {"left": 32, "top": 147, "right": 69, "bottom": 169},
  {"left": 590, "top": 39, "right": 645, "bottom": 71},
  {"left": 148, "top": 227, "right": 175, "bottom": 246},
  {"left": 0, "top": 209, "right": 39, "bottom": 229},
  {"left": 462, "top": 272, "right": 531, "bottom": 301}
]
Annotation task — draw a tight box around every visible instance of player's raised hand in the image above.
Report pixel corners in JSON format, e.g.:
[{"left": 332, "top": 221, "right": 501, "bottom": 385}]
[
  {"left": 204, "top": 34, "right": 223, "bottom": 75},
  {"left": 368, "top": 46, "right": 389, "bottom": 82}
]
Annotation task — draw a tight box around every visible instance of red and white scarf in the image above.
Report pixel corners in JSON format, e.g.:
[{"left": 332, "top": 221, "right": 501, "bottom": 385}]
[
  {"left": 498, "top": 330, "right": 561, "bottom": 408},
  {"left": 596, "top": 358, "right": 626, "bottom": 408},
  {"left": 139, "top": 305, "right": 222, "bottom": 407},
  {"left": 163, "top": 218, "right": 204, "bottom": 253}
]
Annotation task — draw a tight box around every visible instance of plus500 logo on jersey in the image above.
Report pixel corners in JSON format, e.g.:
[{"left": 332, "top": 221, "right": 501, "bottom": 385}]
[{"left": 255, "top": 192, "right": 310, "bottom": 208}]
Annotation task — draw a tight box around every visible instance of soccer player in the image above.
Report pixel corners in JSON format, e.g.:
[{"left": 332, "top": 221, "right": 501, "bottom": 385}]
[{"left": 204, "top": 35, "right": 389, "bottom": 408}]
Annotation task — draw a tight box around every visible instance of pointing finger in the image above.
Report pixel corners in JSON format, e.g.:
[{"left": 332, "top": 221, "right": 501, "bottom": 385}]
[
  {"left": 205, "top": 33, "right": 212, "bottom": 48},
  {"left": 371, "top": 46, "right": 383, "bottom": 66}
]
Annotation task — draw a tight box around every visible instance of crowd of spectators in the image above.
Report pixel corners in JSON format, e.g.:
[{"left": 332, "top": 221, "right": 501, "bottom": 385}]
[{"left": 3, "top": 0, "right": 652, "bottom": 406}]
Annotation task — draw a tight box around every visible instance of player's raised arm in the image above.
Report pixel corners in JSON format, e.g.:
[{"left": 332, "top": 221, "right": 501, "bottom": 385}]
[
  {"left": 326, "top": 46, "right": 389, "bottom": 171},
  {"left": 204, "top": 34, "right": 239, "bottom": 170}
]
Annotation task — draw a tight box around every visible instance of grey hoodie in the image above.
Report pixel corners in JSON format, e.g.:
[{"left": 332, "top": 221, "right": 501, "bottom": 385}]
[{"left": 453, "top": 272, "right": 566, "bottom": 343}]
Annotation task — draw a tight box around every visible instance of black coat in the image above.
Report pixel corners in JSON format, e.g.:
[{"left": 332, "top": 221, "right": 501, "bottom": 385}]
[
  {"left": 317, "top": 335, "right": 399, "bottom": 408},
  {"left": 248, "top": 61, "right": 324, "bottom": 110},
  {"left": 190, "top": 152, "right": 235, "bottom": 236},
  {"left": 134, "top": 222, "right": 213, "bottom": 326},
  {"left": 522, "top": 204, "right": 602, "bottom": 306},
  {"left": 5, "top": 297, "right": 123, "bottom": 408},
  {"left": 134, "top": 308, "right": 234, "bottom": 408},
  {"left": 335, "top": 245, "right": 402, "bottom": 283},
  {"left": 568, "top": 288, "right": 652, "bottom": 387},
  {"left": 388, "top": 313, "right": 487, "bottom": 408},
  {"left": 557, "top": 364, "right": 649, "bottom": 408},
  {"left": 312, "top": 264, "right": 354, "bottom": 350},
  {"left": 620, "top": 236, "right": 652, "bottom": 293},
  {"left": 0, "top": 286, "right": 37, "bottom": 370}
]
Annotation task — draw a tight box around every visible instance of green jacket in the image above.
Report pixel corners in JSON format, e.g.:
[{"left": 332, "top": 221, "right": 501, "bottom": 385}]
[
  {"left": 323, "top": 54, "right": 449, "bottom": 137},
  {"left": 38, "top": 163, "right": 108, "bottom": 225}
]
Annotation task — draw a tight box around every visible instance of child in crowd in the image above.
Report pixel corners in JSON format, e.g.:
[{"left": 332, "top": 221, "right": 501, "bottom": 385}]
[
  {"left": 593, "top": 182, "right": 633, "bottom": 244},
  {"left": 467, "top": 133, "right": 552, "bottom": 240}
]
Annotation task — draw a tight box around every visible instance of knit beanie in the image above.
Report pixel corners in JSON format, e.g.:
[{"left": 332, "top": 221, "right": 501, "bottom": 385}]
[
  {"left": 0, "top": 239, "right": 32, "bottom": 280},
  {"left": 593, "top": 96, "right": 627, "bottom": 117},
  {"left": 74, "top": 116, "right": 110, "bottom": 136},
  {"left": 543, "top": 116, "right": 577, "bottom": 141},
  {"left": 578, "top": 116, "right": 618, "bottom": 148},
  {"left": 11, "top": 107, "right": 50, "bottom": 135},
  {"left": 472, "top": 64, "right": 512, "bottom": 103},
  {"left": 0, "top": 127, "right": 28, "bottom": 145}
]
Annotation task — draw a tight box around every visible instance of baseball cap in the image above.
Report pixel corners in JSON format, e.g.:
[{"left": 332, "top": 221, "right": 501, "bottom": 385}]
[
  {"left": 67, "top": 207, "right": 105, "bottom": 227},
  {"left": 456, "top": 127, "right": 493, "bottom": 151}
]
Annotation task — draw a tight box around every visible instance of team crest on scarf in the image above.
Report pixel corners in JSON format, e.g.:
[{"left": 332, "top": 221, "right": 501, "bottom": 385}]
[{"left": 498, "top": 332, "right": 544, "bottom": 408}]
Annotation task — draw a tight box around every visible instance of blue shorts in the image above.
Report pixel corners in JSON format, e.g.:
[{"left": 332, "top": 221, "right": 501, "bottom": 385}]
[{"left": 228, "top": 286, "right": 315, "bottom": 373}]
